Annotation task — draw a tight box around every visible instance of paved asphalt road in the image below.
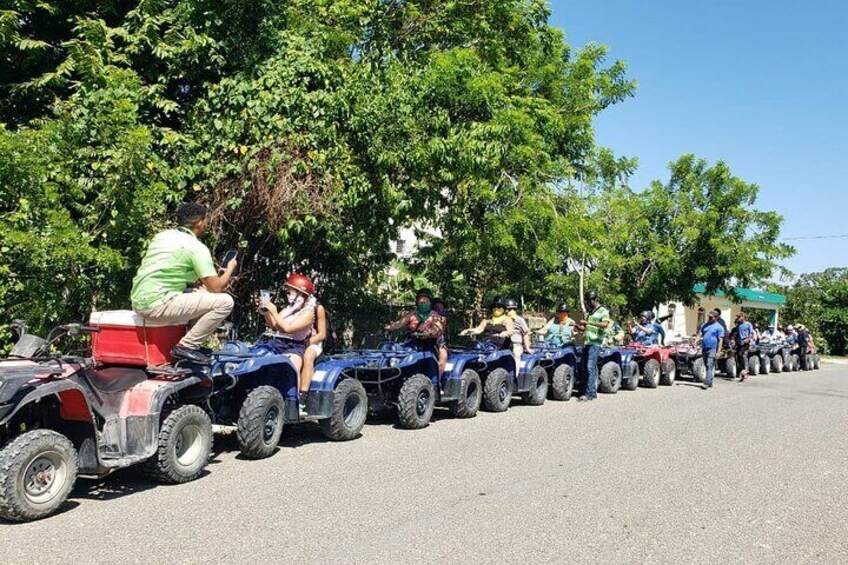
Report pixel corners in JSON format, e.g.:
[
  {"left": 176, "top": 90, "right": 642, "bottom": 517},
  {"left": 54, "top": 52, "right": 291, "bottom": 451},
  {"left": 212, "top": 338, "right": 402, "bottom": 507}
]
[{"left": 1, "top": 366, "right": 846, "bottom": 565}]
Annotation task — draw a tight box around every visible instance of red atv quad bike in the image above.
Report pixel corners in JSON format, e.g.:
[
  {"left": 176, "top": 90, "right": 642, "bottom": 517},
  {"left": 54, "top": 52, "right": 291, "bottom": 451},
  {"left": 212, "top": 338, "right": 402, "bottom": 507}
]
[
  {"left": 0, "top": 313, "right": 214, "bottom": 523},
  {"left": 671, "top": 339, "right": 706, "bottom": 383},
  {"left": 624, "top": 342, "right": 677, "bottom": 388}
]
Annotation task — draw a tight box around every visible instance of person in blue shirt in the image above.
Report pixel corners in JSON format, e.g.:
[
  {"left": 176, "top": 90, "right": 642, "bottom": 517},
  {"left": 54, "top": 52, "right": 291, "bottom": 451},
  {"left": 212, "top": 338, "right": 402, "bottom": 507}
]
[
  {"left": 695, "top": 309, "right": 725, "bottom": 390},
  {"left": 647, "top": 311, "right": 666, "bottom": 345},
  {"left": 732, "top": 312, "right": 755, "bottom": 381},
  {"left": 630, "top": 311, "right": 659, "bottom": 346}
]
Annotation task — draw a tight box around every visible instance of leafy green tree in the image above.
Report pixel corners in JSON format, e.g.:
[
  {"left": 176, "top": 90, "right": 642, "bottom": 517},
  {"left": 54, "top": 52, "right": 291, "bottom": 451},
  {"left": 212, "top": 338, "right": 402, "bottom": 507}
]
[
  {"left": 588, "top": 155, "right": 794, "bottom": 316},
  {"left": 783, "top": 269, "right": 848, "bottom": 355}
]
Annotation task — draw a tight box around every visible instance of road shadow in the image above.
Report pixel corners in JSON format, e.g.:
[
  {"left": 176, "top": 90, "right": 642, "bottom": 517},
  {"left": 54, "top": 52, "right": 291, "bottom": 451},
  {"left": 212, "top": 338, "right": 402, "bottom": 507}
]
[
  {"left": 0, "top": 501, "right": 81, "bottom": 525},
  {"left": 212, "top": 425, "right": 346, "bottom": 460},
  {"left": 675, "top": 381, "right": 704, "bottom": 388},
  {"left": 73, "top": 466, "right": 210, "bottom": 502}
]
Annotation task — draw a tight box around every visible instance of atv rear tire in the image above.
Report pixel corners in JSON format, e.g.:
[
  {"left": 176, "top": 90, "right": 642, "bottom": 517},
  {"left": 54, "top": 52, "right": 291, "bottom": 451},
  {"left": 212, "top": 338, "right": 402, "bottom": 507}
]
[
  {"left": 397, "top": 374, "right": 436, "bottom": 429},
  {"left": 0, "top": 430, "right": 78, "bottom": 522},
  {"left": 548, "top": 363, "right": 575, "bottom": 401},
  {"left": 692, "top": 358, "right": 706, "bottom": 383},
  {"left": 791, "top": 354, "right": 801, "bottom": 372},
  {"left": 814, "top": 355, "right": 821, "bottom": 370},
  {"left": 771, "top": 355, "right": 784, "bottom": 374},
  {"left": 759, "top": 355, "right": 770, "bottom": 375},
  {"left": 724, "top": 357, "right": 737, "bottom": 379},
  {"left": 598, "top": 362, "right": 621, "bottom": 394},
  {"left": 660, "top": 359, "right": 677, "bottom": 386},
  {"left": 320, "top": 378, "right": 367, "bottom": 441},
  {"left": 237, "top": 386, "right": 285, "bottom": 459},
  {"left": 748, "top": 356, "right": 760, "bottom": 376},
  {"left": 144, "top": 405, "right": 212, "bottom": 483},
  {"left": 482, "top": 368, "right": 512, "bottom": 412},
  {"left": 641, "top": 359, "right": 660, "bottom": 388},
  {"left": 448, "top": 369, "right": 482, "bottom": 418}
]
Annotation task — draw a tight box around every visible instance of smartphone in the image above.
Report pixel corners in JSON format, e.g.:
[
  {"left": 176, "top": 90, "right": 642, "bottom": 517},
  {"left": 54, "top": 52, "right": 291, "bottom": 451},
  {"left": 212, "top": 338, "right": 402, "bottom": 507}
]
[
  {"left": 259, "top": 289, "right": 271, "bottom": 312},
  {"left": 221, "top": 249, "right": 238, "bottom": 269}
]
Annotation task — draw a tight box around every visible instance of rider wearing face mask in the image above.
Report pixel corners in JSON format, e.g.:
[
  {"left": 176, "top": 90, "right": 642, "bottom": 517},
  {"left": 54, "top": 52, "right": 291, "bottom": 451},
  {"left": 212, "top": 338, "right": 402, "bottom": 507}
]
[
  {"left": 537, "top": 303, "right": 577, "bottom": 347},
  {"left": 385, "top": 288, "right": 447, "bottom": 372},
  {"left": 459, "top": 297, "right": 517, "bottom": 372},
  {"left": 258, "top": 273, "right": 317, "bottom": 404}
]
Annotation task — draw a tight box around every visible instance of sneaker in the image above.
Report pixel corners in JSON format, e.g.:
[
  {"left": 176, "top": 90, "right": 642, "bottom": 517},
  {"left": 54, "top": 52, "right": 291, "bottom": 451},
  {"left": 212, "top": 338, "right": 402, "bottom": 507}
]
[
  {"left": 578, "top": 395, "right": 595, "bottom": 402},
  {"left": 701, "top": 383, "right": 709, "bottom": 390},
  {"left": 171, "top": 344, "right": 210, "bottom": 364}
]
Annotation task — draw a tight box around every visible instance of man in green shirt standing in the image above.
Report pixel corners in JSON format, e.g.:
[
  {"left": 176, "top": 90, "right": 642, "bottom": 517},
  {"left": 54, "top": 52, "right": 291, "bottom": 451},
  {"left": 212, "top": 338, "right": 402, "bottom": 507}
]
[
  {"left": 131, "top": 203, "right": 237, "bottom": 363},
  {"left": 578, "top": 290, "right": 611, "bottom": 402}
]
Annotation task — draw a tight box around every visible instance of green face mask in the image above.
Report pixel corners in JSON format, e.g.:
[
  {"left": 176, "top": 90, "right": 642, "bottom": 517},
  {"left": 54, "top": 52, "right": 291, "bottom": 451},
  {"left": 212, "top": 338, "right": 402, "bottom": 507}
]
[{"left": 417, "top": 302, "right": 431, "bottom": 317}]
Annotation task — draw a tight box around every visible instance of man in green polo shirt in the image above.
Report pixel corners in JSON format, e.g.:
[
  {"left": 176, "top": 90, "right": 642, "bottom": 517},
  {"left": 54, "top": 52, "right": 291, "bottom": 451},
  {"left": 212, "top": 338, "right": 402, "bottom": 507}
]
[
  {"left": 578, "top": 290, "right": 611, "bottom": 401},
  {"left": 131, "top": 203, "right": 237, "bottom": 363}
]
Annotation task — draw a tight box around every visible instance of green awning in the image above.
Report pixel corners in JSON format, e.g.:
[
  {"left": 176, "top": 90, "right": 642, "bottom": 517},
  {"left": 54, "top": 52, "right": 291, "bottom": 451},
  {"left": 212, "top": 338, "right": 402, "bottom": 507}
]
[{"left": 693, "top": 284, "right": 786, "bottom": 306}]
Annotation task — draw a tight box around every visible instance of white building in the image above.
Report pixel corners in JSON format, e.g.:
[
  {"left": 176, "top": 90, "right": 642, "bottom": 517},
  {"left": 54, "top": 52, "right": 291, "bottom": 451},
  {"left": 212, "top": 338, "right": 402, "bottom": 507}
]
[{"left": 658, "top": 284, "right": 786, "bottom": 341}]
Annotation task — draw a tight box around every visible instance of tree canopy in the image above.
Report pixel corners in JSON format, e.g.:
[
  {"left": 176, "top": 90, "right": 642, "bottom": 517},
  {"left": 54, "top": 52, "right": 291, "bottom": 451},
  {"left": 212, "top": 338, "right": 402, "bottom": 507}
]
[{"left": 0, "top": 0, "right": 793, "bottom": 346}]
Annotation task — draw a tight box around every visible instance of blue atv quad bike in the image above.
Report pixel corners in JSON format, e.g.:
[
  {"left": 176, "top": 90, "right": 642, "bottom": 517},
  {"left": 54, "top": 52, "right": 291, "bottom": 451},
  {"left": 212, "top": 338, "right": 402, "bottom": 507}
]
[
  {"left": 209, "top": 340, "right": 368, "bottom": 459},
  {"left": 447, "top": 338, "right": 548, "bottom": 412},
  {"left": 531, "top": 340, "right": 580, "bottom": 401},
  {"left": 315, "top": 335, "right": 482, "bottom": 430},
  {"left": 576, "top": 346, "right": 639, "bottom": 395}
]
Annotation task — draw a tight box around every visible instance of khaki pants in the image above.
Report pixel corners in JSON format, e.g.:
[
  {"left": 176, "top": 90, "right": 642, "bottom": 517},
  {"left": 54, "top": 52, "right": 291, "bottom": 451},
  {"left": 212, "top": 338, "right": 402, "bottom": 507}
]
[{"left": 139, "top": 292, "right": 234, "bottom": 349}]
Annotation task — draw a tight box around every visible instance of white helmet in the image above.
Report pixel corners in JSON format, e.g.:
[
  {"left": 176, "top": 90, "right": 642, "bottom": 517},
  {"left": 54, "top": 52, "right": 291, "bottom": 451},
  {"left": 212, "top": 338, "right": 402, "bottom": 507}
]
[{"left": 786, "top": 325, "right": 795, "bottom": 331}]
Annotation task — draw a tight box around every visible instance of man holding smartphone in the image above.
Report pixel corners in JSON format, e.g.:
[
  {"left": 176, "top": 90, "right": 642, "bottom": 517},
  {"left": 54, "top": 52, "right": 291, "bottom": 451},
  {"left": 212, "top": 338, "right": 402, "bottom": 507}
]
[{"left": 131, "top": 203, "right": 237, "bottom": 363}]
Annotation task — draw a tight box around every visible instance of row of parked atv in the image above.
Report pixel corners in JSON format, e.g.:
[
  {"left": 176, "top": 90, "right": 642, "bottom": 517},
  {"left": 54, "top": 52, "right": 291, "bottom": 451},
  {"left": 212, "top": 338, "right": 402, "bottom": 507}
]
[
  {"left": 671, "top": 339, "right": 821, "bottom": 381},
  {"left": 0, "top": 318, "right": 819, "bottom": 522}
]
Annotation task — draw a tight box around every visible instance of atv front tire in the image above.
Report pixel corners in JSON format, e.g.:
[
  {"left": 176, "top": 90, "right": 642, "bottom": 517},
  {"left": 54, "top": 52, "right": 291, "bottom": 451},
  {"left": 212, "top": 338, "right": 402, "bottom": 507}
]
[
  {"left": 548, "top": 363, "right": 575, "bottom": 401},
  {"left": 321, "top": 378, "right": 367, "bottom": 440},
  {"left": 692, "top": 358, "right": 706, "bottom": 383},
  {"left": 724, "top": 357, "right": 737, "bottom": 379},
  {"left": 598, "top": 362, "right": 621, "bottom": 394},
  {"left": 144, "top": 405, "right": 212, "bottom": 483},
  {"left": 623, "top": 361, "right": 640, "bottom": 391},
  {"left": 660, "top": 359, "right": 677, "bottom": 386},
  {"left": 771, "top": 354, "right": 784, "bottom": 373},
  {"left": 237, "top": 386, "right": 285, "bottom": 459},
  {"left": 397, "top": 374, "right": 435, "bottom": 429},
  {"left": 641, "top": 359, "right": 660, "bottom": 388},
  {"left": 0, "top": 430, "right": 78, "bottom": 522},
  {"left": 448, "top": 369, "right": 482, "bottom": 418},
  {"left": 482, "top": 368, "right": 512, "bottom": 412},
  {"left": 748, "top": 356, "right": 760, "bottom": 376},
  {"left": 521, "top": 366, "right": 548, "bottom": 406}
]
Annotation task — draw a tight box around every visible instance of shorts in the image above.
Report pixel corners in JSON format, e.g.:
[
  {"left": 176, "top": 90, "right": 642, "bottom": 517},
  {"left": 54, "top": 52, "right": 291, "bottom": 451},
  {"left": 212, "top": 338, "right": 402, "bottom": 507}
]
[
  {"left": 261, "top": 336, "right": 307, "bottom": 358},
  {"left": 307, "top": 342, "right": 323, "bottom": 356}
]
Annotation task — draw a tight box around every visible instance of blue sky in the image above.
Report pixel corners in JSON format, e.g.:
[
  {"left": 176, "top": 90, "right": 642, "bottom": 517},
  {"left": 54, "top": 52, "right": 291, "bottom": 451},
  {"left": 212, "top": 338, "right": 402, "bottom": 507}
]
[{"left": 549, "top": 0, "right": 848, "bottom": 277}]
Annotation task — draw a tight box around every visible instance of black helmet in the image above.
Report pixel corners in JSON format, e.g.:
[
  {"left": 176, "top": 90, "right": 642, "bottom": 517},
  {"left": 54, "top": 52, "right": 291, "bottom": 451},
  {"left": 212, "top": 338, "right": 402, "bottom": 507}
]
[
  {"left": 585, "top": 290, "right": 599, "bottom": 303},
  {"left": 556, "top": 303, "right": 570, "bottom": 313},
  {"left": 504, "top": 298, "right": 519, "bottom": 310},
  {"left": 432, "top": 297, "right": 446, "bottom": 308},
  {"left": 489, "top": 296, "right": 505, "bottom": 309},
  {"left": 416, "top": 288, "right": 434, "bottom": 301}
]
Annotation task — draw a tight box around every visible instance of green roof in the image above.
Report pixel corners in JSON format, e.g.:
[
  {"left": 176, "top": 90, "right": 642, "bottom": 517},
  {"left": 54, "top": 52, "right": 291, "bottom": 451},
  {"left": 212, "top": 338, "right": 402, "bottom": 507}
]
[{"left": 693, "top": 284, "right": 786, "bottom": 306}]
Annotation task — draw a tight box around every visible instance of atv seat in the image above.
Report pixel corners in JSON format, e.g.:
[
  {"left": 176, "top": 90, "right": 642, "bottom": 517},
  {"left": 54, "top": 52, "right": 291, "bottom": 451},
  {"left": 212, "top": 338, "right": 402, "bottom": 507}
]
[{"left": 87, "top": 367, "right": 149, "bottom": 394}]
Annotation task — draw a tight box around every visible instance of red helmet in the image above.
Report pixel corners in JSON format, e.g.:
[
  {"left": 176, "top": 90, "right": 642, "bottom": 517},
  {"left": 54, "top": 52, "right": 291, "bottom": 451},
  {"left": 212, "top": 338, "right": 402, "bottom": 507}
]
[{"left": 285, "top": 273, "right": 314, "bottom": 295}]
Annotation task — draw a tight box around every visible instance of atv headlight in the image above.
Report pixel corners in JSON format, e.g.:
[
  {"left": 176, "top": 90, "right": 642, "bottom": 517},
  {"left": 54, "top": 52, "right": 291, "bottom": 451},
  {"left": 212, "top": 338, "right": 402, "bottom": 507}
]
[
  {"left": 223, "top": 361, "right": 240, "bottom": 375},
  {"left": 388, "top": 357, "right": 400, "bottom": 367}
]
